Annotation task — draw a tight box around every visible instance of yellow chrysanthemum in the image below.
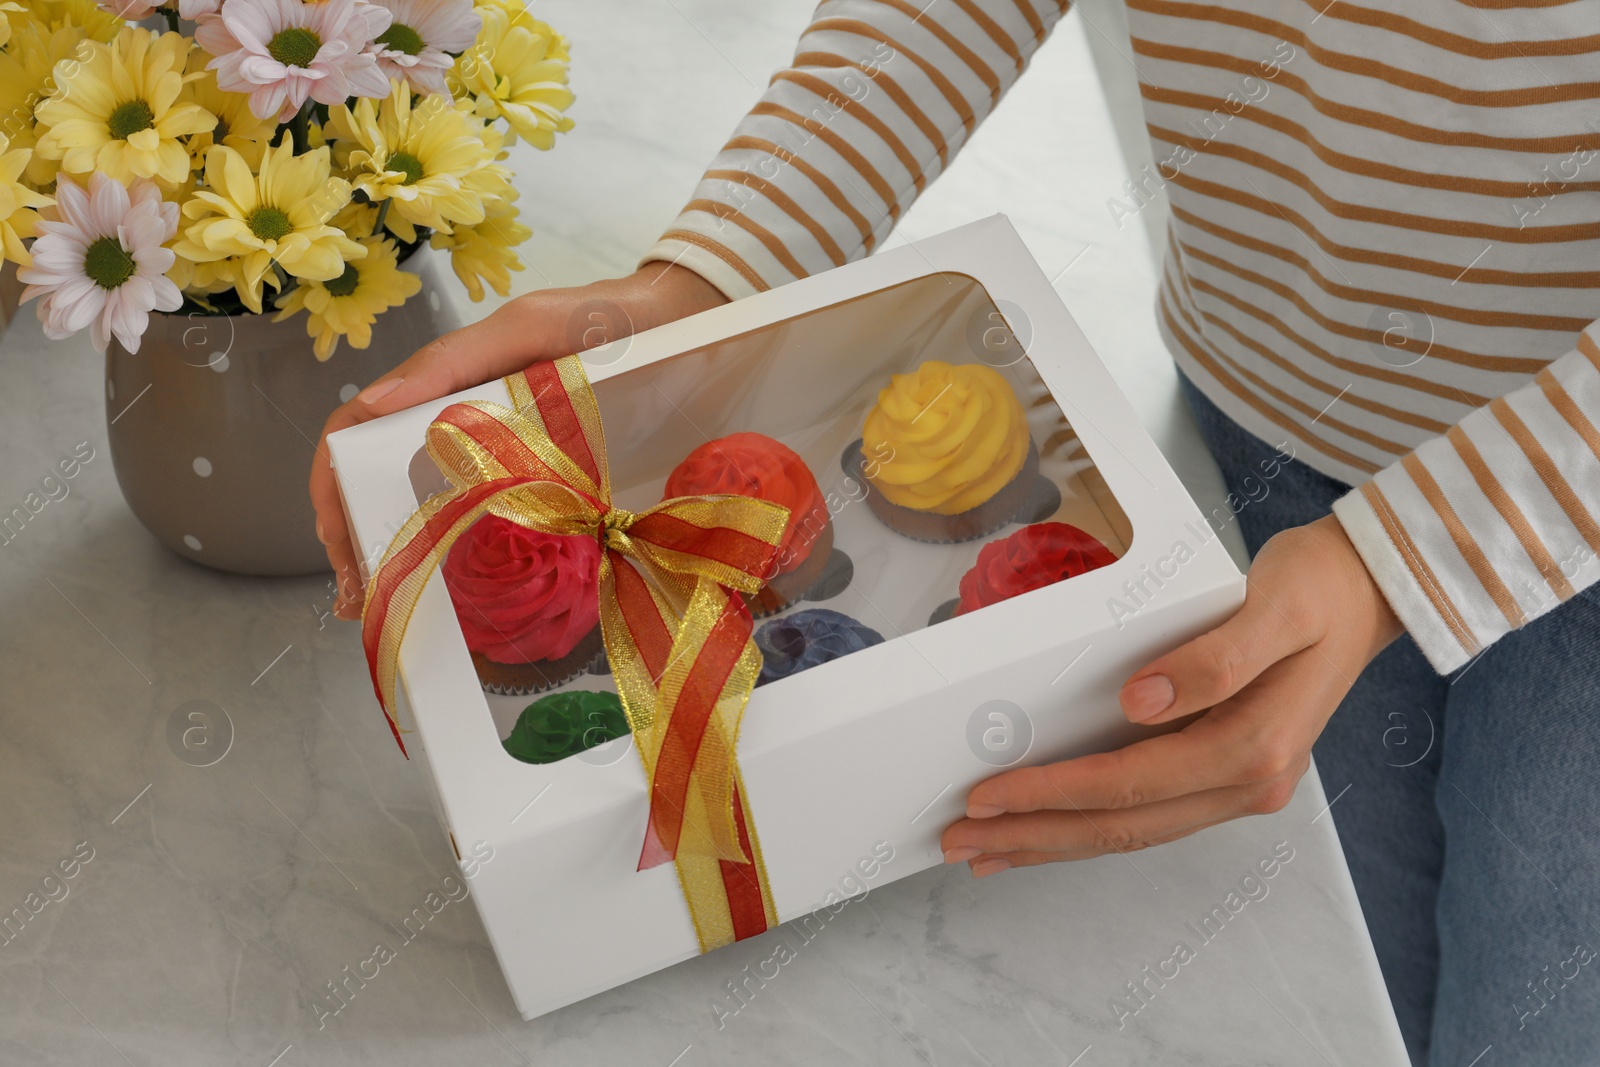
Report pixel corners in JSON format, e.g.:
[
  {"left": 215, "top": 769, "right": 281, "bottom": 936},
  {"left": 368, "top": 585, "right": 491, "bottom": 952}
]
[
  {"left": 273, "top": 235, "right": 420, "bottom": 361},
  {"left": 429, "top": 194, "right": 529, "bottom": 302},
  {"left": 451, "top": 8, "right": 574, "bottom": 149},
  {"left": 7, "top": 0, "right": 120, "bottom": 43},
  {"left": 476, "top": 109, "right": 512, "bottom": 161},
  {"left": 173, "top": 141, "right": 362, "bottom": 313},
  {"left": 0, "top": 2, "right": 23, "bottom": 48},
  {"left": 327, "top": 79, "right": 510, "bottom": 239},
  {"left": 345, "top": 186, "right": 426, "bottom": 245},
  {"left": 330, "top": 198, "right": 380, "bottom": 240},
  {"left": 0, "top": 131, "right": 50, "bottom": 266},
  {"left": 35, "top": 27, "right": 216, "bottom": 186},
  {"left": 468, "top": 0, "right": 567, "bottom": 55},
  {"left": 182, "top": 52, "right": 277, "bottom": 174},
  {"left": 0, "top": 15, "right": 108, "bottom": 186},
  {"left": 166, "top": 252, "right": 241, "bottom": 299}
]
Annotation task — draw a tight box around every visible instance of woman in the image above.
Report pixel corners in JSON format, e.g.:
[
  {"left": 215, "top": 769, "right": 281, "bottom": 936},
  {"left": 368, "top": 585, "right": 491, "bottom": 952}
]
[{"left": 312, "top": 3, "right": 1600, "bottom": 1063}]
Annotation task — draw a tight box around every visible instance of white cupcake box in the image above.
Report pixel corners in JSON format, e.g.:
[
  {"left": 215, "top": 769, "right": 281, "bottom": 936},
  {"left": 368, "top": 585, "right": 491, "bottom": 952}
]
[{"left": 328, "top": 216, "right": 1245, "bottom": 1020}]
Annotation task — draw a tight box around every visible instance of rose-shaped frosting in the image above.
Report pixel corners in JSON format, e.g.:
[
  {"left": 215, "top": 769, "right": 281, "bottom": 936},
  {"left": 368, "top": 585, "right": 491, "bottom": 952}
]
[
  {"left": 955, "top": 522, "right": 1118, "bottom": 615},
  {"left": 863, "top": 361, "right": 1029, "bottom": 515},
  {"left": 755, "top": 608, "right": 884, "bottom": 685},
  {"left": 443, "top": 515, "right": 601, "bottom": 664},
  {"left": 664, "top": 432, "right": 828, "bottom": 574},
  {"left": 502, "top": 691, "right": 628, "bottom": 764}
]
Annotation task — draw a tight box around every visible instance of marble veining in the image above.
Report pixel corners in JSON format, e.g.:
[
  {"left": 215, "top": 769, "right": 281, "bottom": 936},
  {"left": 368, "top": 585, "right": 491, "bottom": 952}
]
[{"left": 0, "top": 2, "right": 1405, "bottom": 1063}]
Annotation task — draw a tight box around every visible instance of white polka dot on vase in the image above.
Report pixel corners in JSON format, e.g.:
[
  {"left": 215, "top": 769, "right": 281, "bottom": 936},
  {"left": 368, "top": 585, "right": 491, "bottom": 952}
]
[
  {"left": 192, "top": 457, "right": 212, "bottom": 477},
  {"left": 339, "top": 383, "right": 359, "bottom": 403},
  {"left": 211, "top": 353, "right": 230, "bottom": 373},
  {"left": 427, "top": 290, "right": 440, "bottom": 312},
  {"left": 183, "top": 534, "right": 203, "bottom": 551},
  {"left": 106, "top": 380, "right": 115, "bottom": 400}
]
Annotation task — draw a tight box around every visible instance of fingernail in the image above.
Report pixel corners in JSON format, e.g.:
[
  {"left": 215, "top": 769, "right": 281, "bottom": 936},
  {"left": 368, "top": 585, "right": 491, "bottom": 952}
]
[
  {"left": 943, "top": 846, "right": 982, "bottom": 864},
  {"left": 971, "top": 857, "right": 1011, "bottom": 879},
  {"left": 966, "top": 803, "right": 1005, "bottom": 819},
  {"left": 315, "top": 520, "right": 329, "bottom": 545},
  {"left": 334, "top": 599, "right": 361, "bottom": 621},
  {"left": 1121, "top": 674, "right": 1175, "bottom": 722},
  {"left": 358, "top": 377, "right": 404, "bottom": 405}
]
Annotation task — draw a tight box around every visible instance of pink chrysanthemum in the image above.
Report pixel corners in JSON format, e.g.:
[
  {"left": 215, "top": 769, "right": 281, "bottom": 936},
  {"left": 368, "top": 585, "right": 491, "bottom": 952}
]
[
  {"left": 18, "top": 174, "right": 182, "bottom": 354},
  {"left": 196, "top": 0, "right": 392, "bottom": 123},
  {"left": 367, "top": 0, "right": 480, "bottom": 97},
  {"left": 179, "top": 0, "right": 223, "bottom": 18},
  {"left": 97, "top": 0, "right": 163, "bottom": 19}
]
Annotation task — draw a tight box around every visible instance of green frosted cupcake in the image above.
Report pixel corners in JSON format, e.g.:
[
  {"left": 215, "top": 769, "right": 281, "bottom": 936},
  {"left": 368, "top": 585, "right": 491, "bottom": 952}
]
[{"left": 502, "top": 691, "right": 630, "bottom": 764}]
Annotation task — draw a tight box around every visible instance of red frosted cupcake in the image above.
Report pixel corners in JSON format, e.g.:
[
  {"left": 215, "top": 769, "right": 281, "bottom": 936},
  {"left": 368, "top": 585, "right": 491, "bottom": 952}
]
[
  {"left": 954, "top": 522, "right": 1118, "bottom": 616},
  {"left": 443, "top": 515, "right": 604, "bottom": 695},
  {"left": 665, "top": 432, "right": 832, "bottom": 615}
]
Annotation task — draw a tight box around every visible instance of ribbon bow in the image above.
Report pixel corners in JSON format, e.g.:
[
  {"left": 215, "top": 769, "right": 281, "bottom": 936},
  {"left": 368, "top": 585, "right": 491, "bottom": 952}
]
[{"left": 361, "top": 356, "right": 788, "bottom": 948}]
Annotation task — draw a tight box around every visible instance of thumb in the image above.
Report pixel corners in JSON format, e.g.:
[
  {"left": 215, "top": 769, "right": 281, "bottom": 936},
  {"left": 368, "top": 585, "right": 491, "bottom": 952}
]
[{"left": 1118, "top": 580, "right": 1311, "bottom": 724}]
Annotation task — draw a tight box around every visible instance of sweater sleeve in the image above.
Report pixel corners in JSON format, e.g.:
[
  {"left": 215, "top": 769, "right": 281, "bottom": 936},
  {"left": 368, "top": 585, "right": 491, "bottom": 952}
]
[
  {"left": 1333, "top": 326, "right": 1600, "bottom": 674},
  {"left": 639, "top": 0, "right": 1072, "bottom": 299}
]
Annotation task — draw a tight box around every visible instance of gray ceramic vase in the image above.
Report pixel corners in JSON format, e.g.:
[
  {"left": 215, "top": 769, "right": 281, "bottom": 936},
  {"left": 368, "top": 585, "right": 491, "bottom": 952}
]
[{"left": 104, "top": 248, "right": 464, "bottom": 576}]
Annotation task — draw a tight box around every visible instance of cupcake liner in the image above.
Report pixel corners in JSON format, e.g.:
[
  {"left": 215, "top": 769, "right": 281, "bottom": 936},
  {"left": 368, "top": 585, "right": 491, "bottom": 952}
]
[
  {"left": 802, "top": 547, "right": 854, "bottom": 602},
  {"left": 472, "top": 627, "right": 605, "bottom": 697},
  {"left": 477, "top": 661, "right": 588, "bottom": 698},
  {"left": 744, "top": 519, "right": 837, "bottom": 618},
  {"left": 847, "top": 437, "right": 1043, "bottom": 544},
  {"left": 1019, "top": 475, "right": 1062, "bottom": 525},
  {"left": 927, "top": 598, "right": 961, "bottom": 627}
]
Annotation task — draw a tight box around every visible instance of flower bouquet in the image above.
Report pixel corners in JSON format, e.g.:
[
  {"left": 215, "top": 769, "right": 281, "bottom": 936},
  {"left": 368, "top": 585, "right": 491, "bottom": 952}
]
[{"left": 0, "top": 0, "right": 573, "bottom": 359}]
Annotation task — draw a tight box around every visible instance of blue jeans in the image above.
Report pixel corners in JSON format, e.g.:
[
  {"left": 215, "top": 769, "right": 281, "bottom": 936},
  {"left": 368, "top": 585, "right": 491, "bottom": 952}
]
[{"left": 1178, "top": 372, "right": 1600, "bottom": 1067}]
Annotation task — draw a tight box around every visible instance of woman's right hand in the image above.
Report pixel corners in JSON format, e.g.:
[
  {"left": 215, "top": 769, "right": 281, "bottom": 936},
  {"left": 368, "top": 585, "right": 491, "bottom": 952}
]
[{"left": 310, "top": 261, "right": 730, "bottom": 619}]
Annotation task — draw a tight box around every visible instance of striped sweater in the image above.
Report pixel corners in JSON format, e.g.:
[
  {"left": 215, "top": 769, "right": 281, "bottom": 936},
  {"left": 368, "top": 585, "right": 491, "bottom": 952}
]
[{"left": 641, "top": 0, "right": 1600, "bottom": 674}]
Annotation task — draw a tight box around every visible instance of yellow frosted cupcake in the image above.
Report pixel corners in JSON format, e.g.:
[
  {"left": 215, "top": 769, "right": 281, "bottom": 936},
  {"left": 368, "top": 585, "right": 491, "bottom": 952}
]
[{"left": 859, "top": 360, "right": 1039, "bottom": 542}]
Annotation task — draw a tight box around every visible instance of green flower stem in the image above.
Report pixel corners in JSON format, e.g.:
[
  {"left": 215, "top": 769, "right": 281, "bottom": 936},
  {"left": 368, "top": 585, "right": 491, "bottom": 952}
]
[
  {"left": 372, "top": 198, "right": 391, "bottom": 239},
  {"left": 288, "top": 101, "right": 311, "bottom": 154},
  {"left": 271, "top": 263, "right": 293, "bottom": 309}
]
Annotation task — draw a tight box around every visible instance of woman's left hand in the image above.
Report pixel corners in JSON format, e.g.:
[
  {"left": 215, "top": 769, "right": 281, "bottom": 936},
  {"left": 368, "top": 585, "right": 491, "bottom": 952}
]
[{"left": 940, "top": 515, "right": 1403, "bottom": 878}]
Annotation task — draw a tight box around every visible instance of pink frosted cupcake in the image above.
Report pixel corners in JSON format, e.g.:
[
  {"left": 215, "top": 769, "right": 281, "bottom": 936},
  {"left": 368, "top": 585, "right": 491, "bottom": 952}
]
[{"left": 443, "top": 515, "right": 603, "bottom": 695}]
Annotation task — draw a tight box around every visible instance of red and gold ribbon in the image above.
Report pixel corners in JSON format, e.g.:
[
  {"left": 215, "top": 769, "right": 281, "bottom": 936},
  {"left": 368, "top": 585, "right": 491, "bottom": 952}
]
[{"left": 360, "top": 356, "right": 785, "bottom": 950}]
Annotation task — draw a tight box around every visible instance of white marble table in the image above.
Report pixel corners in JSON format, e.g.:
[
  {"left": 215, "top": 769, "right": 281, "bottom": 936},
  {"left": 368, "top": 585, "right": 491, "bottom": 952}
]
[{"left": 0, "top": 2, "right": 1408, "bottom": 1063}]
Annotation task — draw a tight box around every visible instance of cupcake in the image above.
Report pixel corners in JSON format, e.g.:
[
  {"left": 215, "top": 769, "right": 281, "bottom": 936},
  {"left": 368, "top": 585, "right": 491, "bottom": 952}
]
[
  {"left": 754, "top": 608, "right": 884, "bottom": 686},
  {"left": 665, "top": 432, "right": 832, "bottom": 615},
  {"left": 860, "top": 360, "right": 1039, "bottom": 542},
  {"left": 954, "top": 522, "right": 1118, "bottom": 616},
  {"left": 502, "top": 691, "right": 630, "bottom": 764},
  {"left": 443, "top": 515, "right": 604, "bottom": 695}
]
